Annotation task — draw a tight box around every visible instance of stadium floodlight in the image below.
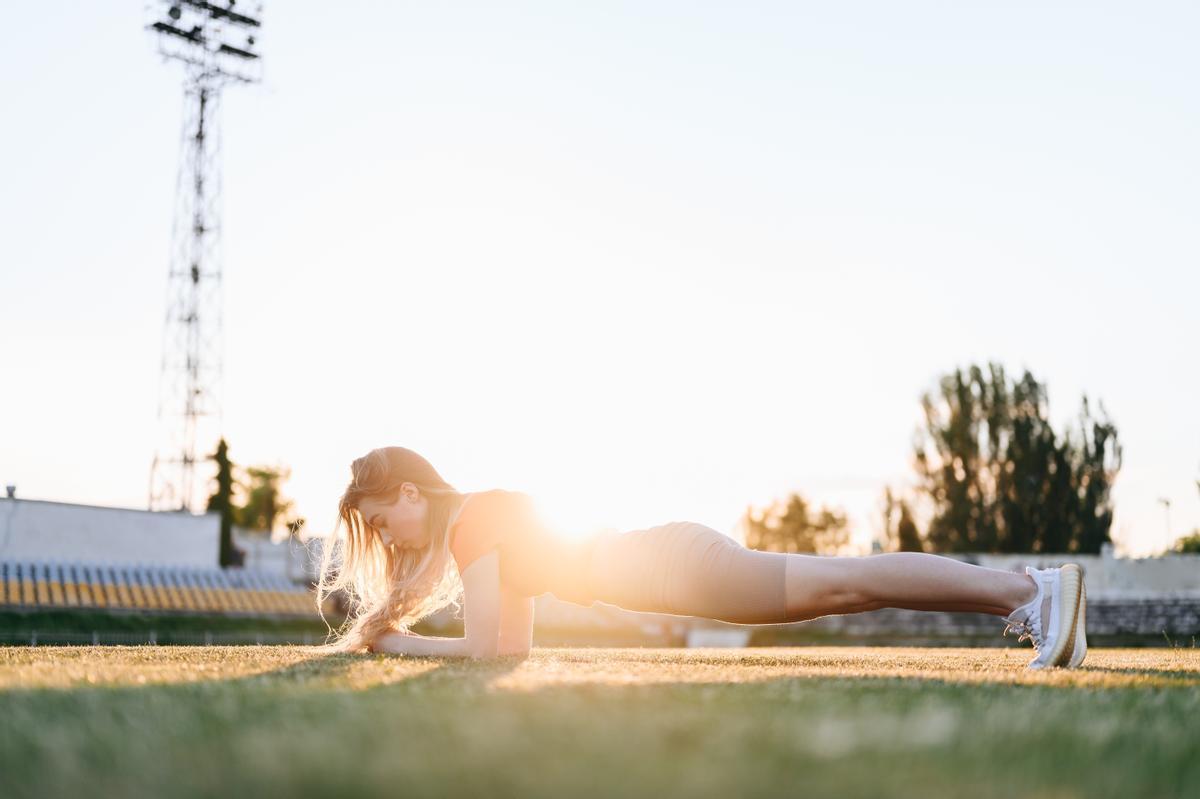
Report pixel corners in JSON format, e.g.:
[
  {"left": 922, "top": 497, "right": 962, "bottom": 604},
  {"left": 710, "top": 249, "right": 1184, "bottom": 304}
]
[
  {"left": 145, "top": 2, "right": 264, "bottom": 513},
  {"left": 146, "top": 1, "right": 263, "bottom": 85}
]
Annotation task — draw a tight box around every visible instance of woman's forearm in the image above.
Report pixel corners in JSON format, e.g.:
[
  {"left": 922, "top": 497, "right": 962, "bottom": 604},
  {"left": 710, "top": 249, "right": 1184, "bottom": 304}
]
[{"left": 371, "top": 630, "right": 473, "bottom": 658}]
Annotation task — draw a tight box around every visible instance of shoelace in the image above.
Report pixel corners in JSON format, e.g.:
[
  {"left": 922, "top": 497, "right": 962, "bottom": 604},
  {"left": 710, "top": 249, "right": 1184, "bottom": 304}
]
[{"left": 1002, "top": 617, "right": 1041, "bottom": 646}]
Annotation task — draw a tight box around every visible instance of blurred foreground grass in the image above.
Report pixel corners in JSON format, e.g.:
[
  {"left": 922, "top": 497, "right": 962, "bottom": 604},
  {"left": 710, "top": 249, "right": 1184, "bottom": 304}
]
[{"left": 2, "top": 646, "right": 1197, "bottom": 798}]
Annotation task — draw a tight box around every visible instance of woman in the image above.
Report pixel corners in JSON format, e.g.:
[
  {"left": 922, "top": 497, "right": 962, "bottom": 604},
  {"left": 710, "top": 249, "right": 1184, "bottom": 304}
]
[{"left": 315, "top": 446, "right": 1087, "bottom": 669}]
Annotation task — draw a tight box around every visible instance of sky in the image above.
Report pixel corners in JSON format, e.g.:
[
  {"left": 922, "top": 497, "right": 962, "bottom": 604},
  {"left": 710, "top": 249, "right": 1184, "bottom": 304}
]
[{"left": 1, "top": 1, "right": 1197, "bottom": 558}]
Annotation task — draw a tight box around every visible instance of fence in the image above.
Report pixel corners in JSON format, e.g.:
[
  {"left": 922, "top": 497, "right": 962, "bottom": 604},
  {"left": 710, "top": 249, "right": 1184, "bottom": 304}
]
[{"left": 0, "top": 630, "right": 327, "bottom": 646}]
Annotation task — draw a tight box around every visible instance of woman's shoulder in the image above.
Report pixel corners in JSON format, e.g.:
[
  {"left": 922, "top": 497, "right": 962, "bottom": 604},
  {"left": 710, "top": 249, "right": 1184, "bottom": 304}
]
[{"left": 469, "top": 488, "right": 533, "bottom": 506}]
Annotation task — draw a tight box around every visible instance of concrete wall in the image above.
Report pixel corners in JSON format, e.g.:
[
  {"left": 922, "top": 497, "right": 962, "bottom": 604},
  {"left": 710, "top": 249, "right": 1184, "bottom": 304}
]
[
  {"left": 0, "top": 498, "right": 219, "bottom": 568},
  {"left": 937, "top": 544, "right": 1200, "bottom": 598}
]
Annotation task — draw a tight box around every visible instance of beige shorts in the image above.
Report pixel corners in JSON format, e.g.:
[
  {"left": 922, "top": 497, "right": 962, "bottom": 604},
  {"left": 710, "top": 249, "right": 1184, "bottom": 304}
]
[{"left": 583, "top": 521, "right": 790, "bottom": 624}]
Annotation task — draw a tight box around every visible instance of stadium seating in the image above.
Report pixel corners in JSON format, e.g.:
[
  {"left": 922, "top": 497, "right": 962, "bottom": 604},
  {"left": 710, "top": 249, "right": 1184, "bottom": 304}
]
[{"left": 0, "top": 560, "right": 333, "bottom": 617}]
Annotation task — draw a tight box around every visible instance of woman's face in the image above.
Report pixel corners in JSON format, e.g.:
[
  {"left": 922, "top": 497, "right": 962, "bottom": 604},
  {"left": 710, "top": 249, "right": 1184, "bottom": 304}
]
[{"left": 358, "top": 483, "right": 430, "bottom": 551}]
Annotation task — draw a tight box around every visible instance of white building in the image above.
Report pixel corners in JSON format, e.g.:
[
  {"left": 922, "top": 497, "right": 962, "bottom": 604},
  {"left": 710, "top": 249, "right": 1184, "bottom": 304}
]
[
  {"left": 0, "top": 494, "right": 219, "bottom": 568},
  {"left": 233, "top": 526, "right": 320, "bottom": 582}
]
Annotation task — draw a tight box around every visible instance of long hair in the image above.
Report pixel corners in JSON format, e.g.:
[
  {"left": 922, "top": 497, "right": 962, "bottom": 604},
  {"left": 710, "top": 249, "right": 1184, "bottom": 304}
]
[{"left": 314, "top": 446, "right": 469, "bottom": 653}]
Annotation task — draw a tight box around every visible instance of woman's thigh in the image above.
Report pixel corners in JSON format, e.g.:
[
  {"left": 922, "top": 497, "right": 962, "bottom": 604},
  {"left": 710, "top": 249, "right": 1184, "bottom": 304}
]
[{"left": 587, "top": 522, "right": 791, "bottom": 624}]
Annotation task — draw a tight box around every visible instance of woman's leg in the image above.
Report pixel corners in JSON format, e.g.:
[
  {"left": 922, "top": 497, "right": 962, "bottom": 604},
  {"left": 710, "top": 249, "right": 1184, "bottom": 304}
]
[
  {"left": 784, "top": 552, "right": 1039, "bottom": 622},
  {"left": 587, "top": 524, "right": 1039, "bottom": 625},
  {"left": 589, "top": 523, "right": 799, "bottom": 624}
]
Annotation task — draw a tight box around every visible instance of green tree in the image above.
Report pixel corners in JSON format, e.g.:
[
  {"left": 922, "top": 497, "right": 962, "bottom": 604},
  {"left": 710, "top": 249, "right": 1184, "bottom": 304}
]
[
  {"left": 912, "top": 361, "right": 1121, "bottom": 554},
  {"left": 207, "top": 445, "right": 306, "bottom": 564},
  {"left": 1172, "top": 531, "right": 1200, "bottom": 554},
  {"left": 1175, "top": 466, "right": 1200, "bottom": 553},
  {"left": 234, "top": 464, "right": 305, "bottom": 543},
  {"left": 879, "top": 485, "right": 924, "bottom": 552},
  {"left": 205, "top": 437, "right": 244, "bottom": 567},
  {"left": 742, "top": 491, "right": 851, "bottom": 555}
]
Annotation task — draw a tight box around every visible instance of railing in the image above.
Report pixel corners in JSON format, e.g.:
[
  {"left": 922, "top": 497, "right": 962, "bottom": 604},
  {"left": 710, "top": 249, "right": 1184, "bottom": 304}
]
[{"left": 0, "top": 630, "right": 328, "bottom": 646}]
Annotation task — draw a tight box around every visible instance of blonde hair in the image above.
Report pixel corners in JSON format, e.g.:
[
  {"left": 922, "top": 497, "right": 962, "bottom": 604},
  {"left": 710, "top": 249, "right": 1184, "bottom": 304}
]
[{"left": 314, "top": 446, "right": 469, "bottom": 653}]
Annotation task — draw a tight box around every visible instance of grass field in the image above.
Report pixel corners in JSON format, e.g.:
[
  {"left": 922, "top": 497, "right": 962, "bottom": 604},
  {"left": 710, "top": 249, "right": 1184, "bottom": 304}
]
[{"left": 2, "top": 646, "right": 1197, "bottom": 798}]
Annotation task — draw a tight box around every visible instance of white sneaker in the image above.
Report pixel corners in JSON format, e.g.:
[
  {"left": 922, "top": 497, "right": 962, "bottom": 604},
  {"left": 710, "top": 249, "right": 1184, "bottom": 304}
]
[
  {"left": 1064, "top": 577, "right": 1088, "bottom": 668},
  {"left": 1001, "top": 564, "right": 1083, "bottom": 669}
]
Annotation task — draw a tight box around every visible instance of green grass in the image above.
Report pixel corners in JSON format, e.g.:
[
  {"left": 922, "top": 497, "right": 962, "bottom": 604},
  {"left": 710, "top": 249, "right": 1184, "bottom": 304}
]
[{"left": 2, "top": 646, "right": 1197, "bottom": 798}]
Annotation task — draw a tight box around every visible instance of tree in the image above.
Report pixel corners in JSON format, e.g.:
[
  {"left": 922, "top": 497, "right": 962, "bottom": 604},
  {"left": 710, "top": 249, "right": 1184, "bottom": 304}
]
[
  {"left": 1172, "top": 531, "right": 1200, "bottom": 554},
  {"left": 879, "top": 485, "right": 924, "bottom": 552},
  {"left": 742, "top": 491, "right": 851, "bottom": 555},
  {"left": 233, "top": 463, "right": 306, "bottom": 544},
  {"left": 207, "top": 443, "right": 307, "bottom": 567},
  {"left": 1175, "top": 466, "right": 1200, "bottom": 553},
  {"left": 206, "top": 437, "right": 244, "bottom": 567},
  {"left": 911, "top": 362, "right": 1122, "bottom": 554}
]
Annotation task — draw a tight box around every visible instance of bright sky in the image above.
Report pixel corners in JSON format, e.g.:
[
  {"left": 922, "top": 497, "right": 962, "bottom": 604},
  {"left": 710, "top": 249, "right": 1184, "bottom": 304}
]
[{"left": 2, "top": 2, "right": 1197, "bottom": 558}]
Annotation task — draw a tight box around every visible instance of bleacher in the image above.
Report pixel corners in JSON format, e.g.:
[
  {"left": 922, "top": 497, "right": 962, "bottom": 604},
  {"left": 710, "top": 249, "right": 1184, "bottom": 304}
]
[{"left": 0, "top": 560, "right": 325, "bottom": 617}]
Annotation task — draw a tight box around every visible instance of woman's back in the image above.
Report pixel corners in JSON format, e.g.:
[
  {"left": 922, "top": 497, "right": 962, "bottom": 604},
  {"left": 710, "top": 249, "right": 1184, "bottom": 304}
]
[{"left": 450, "top": 489, "right": 605, "bottom": 607}]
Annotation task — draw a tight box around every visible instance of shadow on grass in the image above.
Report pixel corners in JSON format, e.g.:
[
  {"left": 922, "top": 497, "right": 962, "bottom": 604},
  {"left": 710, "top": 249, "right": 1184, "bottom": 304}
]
[{"left": 0, "top": 648, "right": 530, "bottom": 701}]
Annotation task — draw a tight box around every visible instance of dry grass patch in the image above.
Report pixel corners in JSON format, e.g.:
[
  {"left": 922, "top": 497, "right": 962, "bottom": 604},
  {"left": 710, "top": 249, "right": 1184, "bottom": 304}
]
[{"left": 2, "top": 645, "right": 1195, "bottom": 692}]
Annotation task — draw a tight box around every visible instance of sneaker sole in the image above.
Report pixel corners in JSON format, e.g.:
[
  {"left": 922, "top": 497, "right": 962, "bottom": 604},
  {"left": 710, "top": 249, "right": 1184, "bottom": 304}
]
[
  {"left": 1063, "top": 577, "right": 1088, "bottom": 668},
  {"left": 1046, "top": 564, "right": 1083, "bottom": 668}
]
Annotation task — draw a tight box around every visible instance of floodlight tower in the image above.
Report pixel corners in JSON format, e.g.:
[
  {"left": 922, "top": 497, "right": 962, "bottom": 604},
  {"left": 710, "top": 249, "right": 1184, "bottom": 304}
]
[{"left": 146, "top": 1, "right": 263, "bottom": 512}]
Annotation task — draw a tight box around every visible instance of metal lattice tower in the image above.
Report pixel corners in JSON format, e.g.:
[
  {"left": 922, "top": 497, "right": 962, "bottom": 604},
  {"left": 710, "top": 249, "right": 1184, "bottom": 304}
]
[{"left": 146, "top": 1, "right": 263, "bottom": 512}]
